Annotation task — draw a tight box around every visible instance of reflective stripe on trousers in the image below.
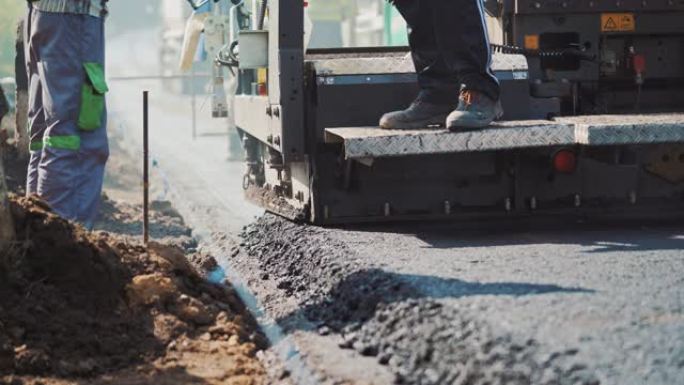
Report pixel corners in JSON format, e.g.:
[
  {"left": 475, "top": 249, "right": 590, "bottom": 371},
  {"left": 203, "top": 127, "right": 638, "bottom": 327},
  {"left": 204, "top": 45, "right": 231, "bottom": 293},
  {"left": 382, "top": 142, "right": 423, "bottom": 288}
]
[{"left": 30, "top": 135, "right": 81, "bottom": 151}]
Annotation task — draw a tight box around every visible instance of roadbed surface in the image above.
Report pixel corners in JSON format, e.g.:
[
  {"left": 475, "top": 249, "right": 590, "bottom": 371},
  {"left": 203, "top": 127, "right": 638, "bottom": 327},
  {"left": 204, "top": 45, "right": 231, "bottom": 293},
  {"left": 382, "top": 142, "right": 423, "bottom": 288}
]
[{"left": 107, "top": 29, "right": 684, "bottom": 385}]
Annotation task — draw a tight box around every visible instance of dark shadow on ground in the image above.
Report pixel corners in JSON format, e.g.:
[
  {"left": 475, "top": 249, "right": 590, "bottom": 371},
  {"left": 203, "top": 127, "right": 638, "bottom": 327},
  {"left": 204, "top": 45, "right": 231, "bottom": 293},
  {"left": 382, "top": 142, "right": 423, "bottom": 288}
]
[
  {"left": 277, "top": 268, "right": 592, "bottom": 331},
  {"left": 336, "top": 220, "right": 684, "bottom": 254},
  {"left": 80, "top": 364, "right": 213, "bottom": 385},
  {"left": 414, "top": 227, "right": 684, "bottom": 253}
]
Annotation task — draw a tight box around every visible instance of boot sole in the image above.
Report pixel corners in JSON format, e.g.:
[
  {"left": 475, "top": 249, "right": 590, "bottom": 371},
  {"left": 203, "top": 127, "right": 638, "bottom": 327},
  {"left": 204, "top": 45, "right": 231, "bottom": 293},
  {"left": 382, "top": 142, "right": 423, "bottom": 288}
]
[
  {"left": 447, "top": 106, "right": 504, "bottom": 132},
  {"left": 447, "top": 120, "right": 494, "bottom": 132},
  {"left": 379, "top": 115, "right": 448, "bottom": 130}
]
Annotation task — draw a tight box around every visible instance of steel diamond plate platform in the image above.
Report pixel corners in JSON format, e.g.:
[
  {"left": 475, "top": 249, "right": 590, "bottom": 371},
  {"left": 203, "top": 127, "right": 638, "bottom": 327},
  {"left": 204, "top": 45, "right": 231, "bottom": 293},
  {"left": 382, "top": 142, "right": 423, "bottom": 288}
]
[
  {"left": 325, "top": 121, "right": 575, "bottom": 159},
  {"left": 558, "top": 114, "right": 684, "bottom": 145},
  {"left": 325, "top": 114, "right": 684, "bottom": 159},
  {"left": 308, "top": 52, "right": 528, "bottom": 76}
]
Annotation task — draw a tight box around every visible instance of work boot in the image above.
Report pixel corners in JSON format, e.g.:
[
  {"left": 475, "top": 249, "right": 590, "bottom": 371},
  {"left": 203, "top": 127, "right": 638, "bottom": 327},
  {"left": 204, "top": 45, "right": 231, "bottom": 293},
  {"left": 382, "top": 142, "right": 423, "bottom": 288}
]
[
  {"left": 380, "top": 99, "right": 454, "bottom": 130},
  {"left": 446, "top": 90, "right": 503, "bottom": 132}
]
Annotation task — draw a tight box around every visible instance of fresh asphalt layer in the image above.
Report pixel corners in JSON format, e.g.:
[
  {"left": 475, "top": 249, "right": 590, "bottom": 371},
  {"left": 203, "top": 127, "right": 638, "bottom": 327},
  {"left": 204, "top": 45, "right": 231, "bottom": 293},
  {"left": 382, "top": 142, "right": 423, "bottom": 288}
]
[
  {"left": 107, "top": 29, "right": 684, "bottom": 385},
  {"left": 332, "top": 222, "right": 684, "bottom": 384},
  {"left": 236, "top": 216, "right": 684, "bottom": 385}
]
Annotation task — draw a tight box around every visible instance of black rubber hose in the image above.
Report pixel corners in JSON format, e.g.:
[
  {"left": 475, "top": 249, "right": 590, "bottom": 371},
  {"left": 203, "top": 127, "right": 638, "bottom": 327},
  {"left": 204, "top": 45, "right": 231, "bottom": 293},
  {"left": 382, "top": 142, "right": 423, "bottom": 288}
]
[{"left": 257, "top": 0, "right": 268, "bottom": 30}]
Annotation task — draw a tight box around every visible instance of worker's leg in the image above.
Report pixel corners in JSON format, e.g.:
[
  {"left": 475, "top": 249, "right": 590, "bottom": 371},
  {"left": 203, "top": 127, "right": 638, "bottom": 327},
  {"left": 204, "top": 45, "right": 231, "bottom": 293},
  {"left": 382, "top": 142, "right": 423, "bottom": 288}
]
[
  {"left": 74, "top": 16, "right": 109, "bottom": 229},
  {"left": 428, "top": 0, "right": 499, "bottom": 101},
  {"left": 75, "top": 116, "right": 108, "bottom": 229},
  {"left": 392, "top": 0, "right": 460, "bottom": 104},
  {"left": 379, "top": 0, "right": 459, "bottom": 129},
  {"left": 428, "top": 0, "right": 503, "bottom": 130},
  {"left": 0, "top": 82, "right": 7, "bottom": 125},
  {"left": 24, "top": 7, "right": 47, "bottom": 195},
  {"left": 28, "top": 10, "right": 84, "bottom": 221},
  {"left": 15, "top": 19, "right": 30, "bottom": 160}
]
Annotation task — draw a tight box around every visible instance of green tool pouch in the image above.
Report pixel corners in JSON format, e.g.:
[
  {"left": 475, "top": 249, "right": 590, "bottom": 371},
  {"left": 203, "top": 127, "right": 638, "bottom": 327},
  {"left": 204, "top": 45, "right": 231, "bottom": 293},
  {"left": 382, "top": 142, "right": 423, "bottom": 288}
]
[{"left": 78, "top": 62, "right": 108, "bottom": 131}]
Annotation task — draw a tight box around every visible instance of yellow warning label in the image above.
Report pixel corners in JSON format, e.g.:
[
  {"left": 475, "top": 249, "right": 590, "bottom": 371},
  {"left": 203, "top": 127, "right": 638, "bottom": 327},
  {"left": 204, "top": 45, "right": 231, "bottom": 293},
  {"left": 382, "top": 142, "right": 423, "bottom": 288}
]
[
  {"left": 601, "top": 13, "right": 635, "bottom": 32},
  {"left": 524, "top": 35, "right": 540, "bottom": 50}
]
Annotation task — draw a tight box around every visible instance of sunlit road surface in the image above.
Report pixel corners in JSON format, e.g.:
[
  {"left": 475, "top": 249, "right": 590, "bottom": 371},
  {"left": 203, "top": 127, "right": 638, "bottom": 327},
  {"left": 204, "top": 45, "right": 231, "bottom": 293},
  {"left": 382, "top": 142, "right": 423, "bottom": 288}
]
[{"left": 106, "top": 27, "right": 684, "bottom": 385}]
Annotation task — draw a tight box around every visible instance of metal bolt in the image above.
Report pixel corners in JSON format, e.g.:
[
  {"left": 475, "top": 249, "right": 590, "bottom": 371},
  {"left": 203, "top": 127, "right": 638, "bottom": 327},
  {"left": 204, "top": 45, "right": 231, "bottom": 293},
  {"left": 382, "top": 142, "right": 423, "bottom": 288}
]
[
  {"left": 574, "top": 194, "right": 582, "bottom": 208},
  {"left": 444, "top": 201, "right": 451, "bottom": 215},
  {"left": 530, "top": 197, "right": 538, "bottom": 210},
  {"left": 505, "top": 198, "right": 512, "bottom": 212},
  {"left": 629, "top": 191, "right": 637, "bottom": 205}
]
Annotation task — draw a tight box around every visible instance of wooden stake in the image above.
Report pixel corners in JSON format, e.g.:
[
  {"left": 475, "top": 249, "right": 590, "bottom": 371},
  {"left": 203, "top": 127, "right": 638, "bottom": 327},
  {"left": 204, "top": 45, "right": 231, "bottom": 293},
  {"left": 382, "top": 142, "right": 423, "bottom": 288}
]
[{"left": 143, "top": 91, "right": 149, "bottom": 245}]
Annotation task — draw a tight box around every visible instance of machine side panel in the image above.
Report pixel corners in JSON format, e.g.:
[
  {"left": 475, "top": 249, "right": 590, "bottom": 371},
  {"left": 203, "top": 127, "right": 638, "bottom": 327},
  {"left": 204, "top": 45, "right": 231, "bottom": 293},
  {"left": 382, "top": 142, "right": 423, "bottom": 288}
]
[
  {"left": 234, "top": 95, "right": 274, "bottom": 145},
  {"left": 268, "top": 0, "right": 306, "bottom": 161},
  {"left": 514, "top": 0, "right": 684, "bottom": 14}
]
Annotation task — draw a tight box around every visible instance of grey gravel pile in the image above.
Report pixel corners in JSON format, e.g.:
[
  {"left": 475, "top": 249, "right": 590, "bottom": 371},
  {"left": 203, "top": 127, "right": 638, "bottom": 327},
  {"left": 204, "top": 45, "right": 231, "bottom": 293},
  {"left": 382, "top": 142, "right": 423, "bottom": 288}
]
[
  {"left": 240, "top": 215, "right": 354, "bottom": 299},
  {"left": 241, "top": 216, "right": 415, "bottom": 328},
  {"left": 241, "top": 214, "right": 599, "bottom": 385},
  {"left": 344, "top": 299, "right": 598, "bottom": 385}
]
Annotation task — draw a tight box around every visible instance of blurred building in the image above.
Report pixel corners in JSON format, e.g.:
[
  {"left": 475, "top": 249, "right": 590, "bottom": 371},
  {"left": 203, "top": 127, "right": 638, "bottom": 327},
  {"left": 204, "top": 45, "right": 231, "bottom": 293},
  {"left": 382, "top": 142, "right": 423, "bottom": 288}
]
[{"left": 306, "top": 0, "right": 410, "bottom": 48}]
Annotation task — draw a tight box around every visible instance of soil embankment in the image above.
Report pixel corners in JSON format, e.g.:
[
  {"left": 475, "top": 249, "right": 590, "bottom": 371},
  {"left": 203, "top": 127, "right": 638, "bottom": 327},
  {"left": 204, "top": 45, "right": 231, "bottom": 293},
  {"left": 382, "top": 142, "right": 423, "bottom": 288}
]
[
  {"left": 0, "top": 196, "right": 267, "bottom": 385},
  {"left": 0, "top": 125, "right": 271, "bottom": 385}
]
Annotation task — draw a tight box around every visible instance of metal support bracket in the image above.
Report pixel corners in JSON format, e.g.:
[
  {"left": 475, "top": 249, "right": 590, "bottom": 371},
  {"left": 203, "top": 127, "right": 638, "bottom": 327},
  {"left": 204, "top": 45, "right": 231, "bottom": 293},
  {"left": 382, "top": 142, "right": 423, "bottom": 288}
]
[{"left": 268, "top": 0, "right": 306, "bottom": 162}]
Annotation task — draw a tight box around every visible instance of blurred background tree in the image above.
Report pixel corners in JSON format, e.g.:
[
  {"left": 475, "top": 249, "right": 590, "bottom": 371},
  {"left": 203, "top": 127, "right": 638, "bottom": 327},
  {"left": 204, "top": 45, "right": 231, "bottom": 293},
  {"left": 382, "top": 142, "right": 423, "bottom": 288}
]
[{"left": 0, "top": 0, "right": 23, "bottom": 78}]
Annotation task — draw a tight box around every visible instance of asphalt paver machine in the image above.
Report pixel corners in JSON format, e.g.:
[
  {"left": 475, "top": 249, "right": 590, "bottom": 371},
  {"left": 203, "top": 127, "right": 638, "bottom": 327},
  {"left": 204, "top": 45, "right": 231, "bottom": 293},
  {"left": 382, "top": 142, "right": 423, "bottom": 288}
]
[{"left": 218, "top": 0, "right": 684, "bottom": 224}]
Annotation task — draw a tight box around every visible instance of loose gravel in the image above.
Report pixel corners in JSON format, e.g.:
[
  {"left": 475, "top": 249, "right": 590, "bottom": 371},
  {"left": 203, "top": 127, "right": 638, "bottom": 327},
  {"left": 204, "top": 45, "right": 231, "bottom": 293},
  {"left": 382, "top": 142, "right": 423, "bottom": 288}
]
[
  {"left": 240, "top": 215, "right": 599, "bottom": 385},
  {"left": 347, "top": 300, "right": 596, "bottom": 385}
]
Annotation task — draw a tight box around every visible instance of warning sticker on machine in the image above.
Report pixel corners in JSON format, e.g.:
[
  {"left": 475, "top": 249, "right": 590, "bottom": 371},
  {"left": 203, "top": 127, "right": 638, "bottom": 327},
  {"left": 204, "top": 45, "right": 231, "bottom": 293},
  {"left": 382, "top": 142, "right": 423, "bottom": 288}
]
[{"left": 601, "top": 13, "right": 635, "bottom": 32}]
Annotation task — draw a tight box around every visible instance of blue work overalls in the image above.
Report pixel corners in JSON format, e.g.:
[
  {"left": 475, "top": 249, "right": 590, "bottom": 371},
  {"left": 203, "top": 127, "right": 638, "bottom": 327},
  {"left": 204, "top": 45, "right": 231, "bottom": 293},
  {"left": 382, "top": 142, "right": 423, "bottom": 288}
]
[{"left": 24, "top": 0, "right": 109, "bottom": 229}]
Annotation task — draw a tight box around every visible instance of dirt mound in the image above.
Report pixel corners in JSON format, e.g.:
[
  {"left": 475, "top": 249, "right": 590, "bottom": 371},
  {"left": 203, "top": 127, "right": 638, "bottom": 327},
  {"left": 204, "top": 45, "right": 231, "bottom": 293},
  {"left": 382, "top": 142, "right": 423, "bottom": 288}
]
[{"left": 0, "top": 196, "right": 266, "bottom": 385}]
